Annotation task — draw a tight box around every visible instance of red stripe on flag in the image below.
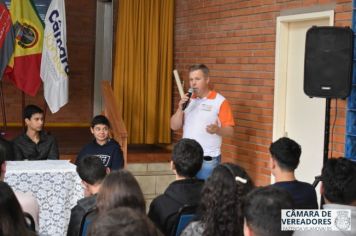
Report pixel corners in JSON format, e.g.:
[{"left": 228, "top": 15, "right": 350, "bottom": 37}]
[
  {"left": 0, "top": 3, "right": 12, "bottom": 49},
  {"left": 7, "top": 54, "right": 42, "bottom": 96}
]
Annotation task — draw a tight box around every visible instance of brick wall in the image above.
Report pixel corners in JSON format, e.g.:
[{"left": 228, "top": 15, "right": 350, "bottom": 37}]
[
  {"left": 0, "top": 0, "right": 96, "bottom": 125},
  {"left": 174, "top": 0, "right": 352, "bottom": 186}
]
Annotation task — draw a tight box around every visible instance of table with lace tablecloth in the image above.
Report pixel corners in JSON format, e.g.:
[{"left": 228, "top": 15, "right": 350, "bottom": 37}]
[{"left": 5, "top": 160, "right": 84, "bottom": 236}]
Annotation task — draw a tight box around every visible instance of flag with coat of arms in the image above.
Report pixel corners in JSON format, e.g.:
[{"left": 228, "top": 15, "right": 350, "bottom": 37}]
[
  {"left": 7, "top": 0, "right": 44, "bottom": 96},
  {"left": 40, "top": 0, "right": 69, "bottom": 113}
]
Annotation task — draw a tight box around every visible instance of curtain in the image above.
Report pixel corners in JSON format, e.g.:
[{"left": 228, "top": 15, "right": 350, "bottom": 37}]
[{"left": 113, "top": 0, "right": 173, "bottom": 144}]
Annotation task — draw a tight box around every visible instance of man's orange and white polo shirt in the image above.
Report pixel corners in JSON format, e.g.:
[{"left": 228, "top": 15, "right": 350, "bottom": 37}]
[{"left": 183, "top": 90, "right": 235, "bottom": 157}]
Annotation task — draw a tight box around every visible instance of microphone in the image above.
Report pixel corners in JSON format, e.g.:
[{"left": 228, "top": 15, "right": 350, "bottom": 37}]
[{"left": 182, "top": 88, "right": 194, "bottom": 111}]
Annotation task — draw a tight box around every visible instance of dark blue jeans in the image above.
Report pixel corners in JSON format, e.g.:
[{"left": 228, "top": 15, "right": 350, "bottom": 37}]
[{"left": 196, "top": 155, "right": 221, "bottom": 180}]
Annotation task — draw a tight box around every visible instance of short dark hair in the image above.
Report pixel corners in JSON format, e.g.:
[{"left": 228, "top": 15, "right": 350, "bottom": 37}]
[
  {"left": 172, "top": 139, "right": 203, "bottom": 178},
  {"left": 322, "top": 157, "right": 356, "bottom": 205},
  {"left": 269, "top": 137, "right": 301, "bottom": 171},
  {"left": 91, "top": 115, "right": 111, "bottom": 128},
  {"left": 76, "top": 155, "right": 107, "bottom": 185},
  {"left": 243, "top": 186, "right": 294, "bottom": 236},
  {"left": 23, "top": 105, "right": 43, "bottom": 120},
  {"left": 89, "top": 207, "right": 162, "bottom": 236},
  {"left": 189, "top": 64, "right": 209, "bottom": 77}
]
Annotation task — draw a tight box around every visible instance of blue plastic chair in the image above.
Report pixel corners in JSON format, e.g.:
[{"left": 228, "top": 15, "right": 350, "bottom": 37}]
[
  {"left": 171, "top": 205, "right": 197, "bottom": 236},
  {"left": 79, "top": 209, "right": 97, "bottom": 236}
]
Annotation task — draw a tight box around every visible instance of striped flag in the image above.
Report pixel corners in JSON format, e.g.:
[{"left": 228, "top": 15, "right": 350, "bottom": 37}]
[
  {"left": 0, "top": 0, "right": 14, "bottom": 79},
  {"left": 40, "top": 0, "right": 69, "bottom": 113},
  {"left": 7, "top": 0, "right": 44, "bottom": 96}
]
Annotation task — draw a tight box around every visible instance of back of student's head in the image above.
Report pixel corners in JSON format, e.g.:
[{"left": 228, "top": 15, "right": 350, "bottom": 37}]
[
  {"left": 77, "top": 155, "right": 107, "bottom": 185},
  {"left": 96, "top": 170, "right": 145, "bottom": 214},
  {"left": 172, "top": 138, "right": 203, "bottom": 178},
  {"left": 89, "top": 207, "right": 163, "bottom": 236},
  {"left": 322, "top": 157, "right": 356, "bottom": 205},
  {"left": 269, "top": 137, "right": 301, "bottom": 171},
  {"left": 0, "top": 182, "right": 31, "bottom": 236},
  {"left": 23, "top": 105, "right": 43, "bottom": 120},
  {"left": 91, "top": 115, "right": 111, "bottom": 128},
  {"left": 244, "top": 186, "right": 294, "bottom": 236},
  {"left": 199, "top": 163, "right": 254, "bottom": 236}
]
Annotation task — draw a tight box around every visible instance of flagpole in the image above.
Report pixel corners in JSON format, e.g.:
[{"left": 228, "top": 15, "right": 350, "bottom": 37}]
[{"left": 0, "top": 81, "right": 7, "bottom": 136}]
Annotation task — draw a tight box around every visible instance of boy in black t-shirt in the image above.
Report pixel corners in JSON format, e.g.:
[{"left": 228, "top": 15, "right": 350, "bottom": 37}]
[{"left": 269, "top": 137, "right": 318, "bottom": 209}]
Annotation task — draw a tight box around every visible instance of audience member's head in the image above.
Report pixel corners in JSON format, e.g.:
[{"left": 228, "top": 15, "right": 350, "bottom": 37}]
[
  {"left": 89, "top": 207, "right": 163, "bottom": 236},
  {"left": 198, "top": 163, "right": 254, "bottom": 236},
  {"left": 243, "top": 186, "right": 294, "bottom": 236},
  {"left": 23, "top": 105, "right": 44, "bottom": 132},
  {"left": 96, "top": 170, "right": 145, "bottom": 214},
  {"left": 0, "top": 182, "right": 33, "bottom": 236},
  {"left": 171, "top": 138, "right": 203, "bottom": 178},
  {"left": 269, "top": 137, "right": 301, "bottom": 173},
  {"left": 322, "top": 157, "right": 356, "bottom": 206},
  {"left": 77, "top": 155, "right": 108, "bottom": 195}
]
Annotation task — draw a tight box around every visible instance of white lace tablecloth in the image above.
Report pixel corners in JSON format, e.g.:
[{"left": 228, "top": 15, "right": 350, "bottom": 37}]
[{"left": 5, "top": 160, "right": 83, "bottom": 236}]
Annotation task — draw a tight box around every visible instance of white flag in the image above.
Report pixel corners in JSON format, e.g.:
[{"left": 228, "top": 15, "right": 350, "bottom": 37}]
[{"left": 40, "top": 0, "right": 69, "bottom": 113}]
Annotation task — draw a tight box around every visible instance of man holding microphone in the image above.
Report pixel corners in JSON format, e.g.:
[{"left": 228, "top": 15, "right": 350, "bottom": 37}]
[{"left": 171, "top": 64, "right": 235, "bottom": 180}]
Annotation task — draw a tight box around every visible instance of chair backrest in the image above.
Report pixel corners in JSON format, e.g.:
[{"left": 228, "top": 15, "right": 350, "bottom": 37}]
[
  {"left": 24, "top": 212, "right": 36, "bottom": 232},
  {"left": 79, "top": 209, "right": 97, "bottom": 236},
  {"left": 171, "top": 205, "right": 197, "bottom": 236}
]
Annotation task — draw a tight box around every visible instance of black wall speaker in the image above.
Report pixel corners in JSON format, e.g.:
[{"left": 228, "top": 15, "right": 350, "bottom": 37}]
[{"left": 304, "top": 26, "right": 354, "bottom": 98}]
